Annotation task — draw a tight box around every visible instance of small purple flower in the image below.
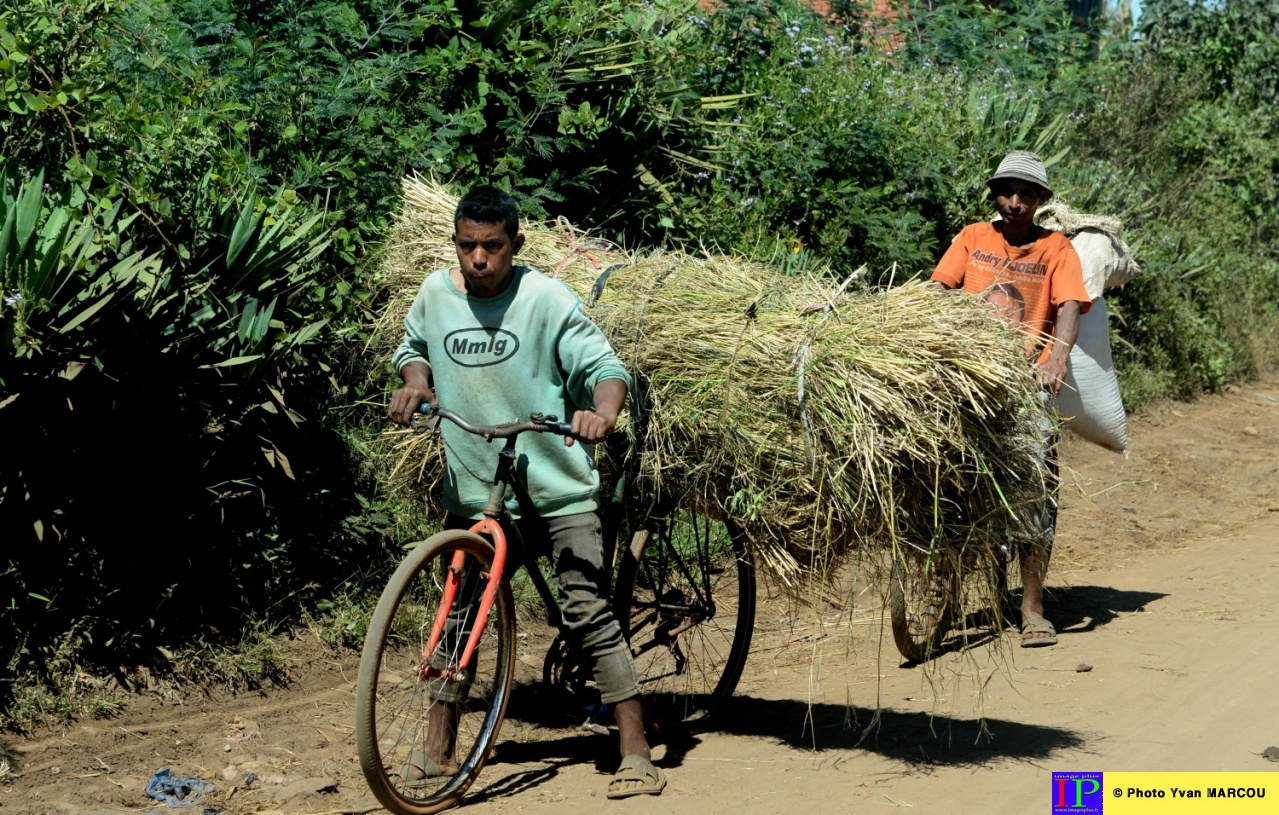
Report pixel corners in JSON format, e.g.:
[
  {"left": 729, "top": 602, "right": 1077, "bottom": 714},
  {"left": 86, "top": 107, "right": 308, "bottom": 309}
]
[
  {"left": 4, "top": 290, "right": 22, "bottom": 307},
  {"left": 744, "top": 197, "right": 756, "bottom": 206}
]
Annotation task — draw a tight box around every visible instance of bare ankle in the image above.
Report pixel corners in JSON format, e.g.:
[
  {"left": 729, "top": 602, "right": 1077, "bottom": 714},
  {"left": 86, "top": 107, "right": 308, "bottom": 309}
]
[{"left": 612, "top": 698, "right": 651, "bottom": 760}]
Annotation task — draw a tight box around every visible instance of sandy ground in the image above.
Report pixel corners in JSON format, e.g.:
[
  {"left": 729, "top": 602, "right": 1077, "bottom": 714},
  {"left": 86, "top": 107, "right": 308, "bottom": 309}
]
[{"left": 2, "top": 373, "right": 1277, "bottom": 815}]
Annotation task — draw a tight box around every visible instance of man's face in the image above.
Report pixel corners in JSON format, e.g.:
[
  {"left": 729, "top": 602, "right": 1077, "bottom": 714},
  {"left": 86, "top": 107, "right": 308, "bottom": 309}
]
[
  {"left": 990, "top": 179, "right": 1050, "bottom": 228},
  {"left": 453, "top": 219, "right": 524, "bottom": 298}
]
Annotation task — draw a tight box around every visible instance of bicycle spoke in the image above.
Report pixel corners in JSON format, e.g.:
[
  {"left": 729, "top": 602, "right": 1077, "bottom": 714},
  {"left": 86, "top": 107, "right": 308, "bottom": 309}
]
[{"left": 616, "top": 508, "right": 754, "bottom": 730}]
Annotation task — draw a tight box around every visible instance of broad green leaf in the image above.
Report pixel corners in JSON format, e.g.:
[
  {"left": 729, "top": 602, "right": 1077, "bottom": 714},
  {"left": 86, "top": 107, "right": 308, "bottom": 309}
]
[
  {"left": 249, "top": 297, "right": 277, "bottom": 345},
  {"left": 31, "top": 212, "right": 72, "bottom": 301},
  {"left": 0, "top": 206, "right": 17, "bottom": 276},
  {"left": 1042, "top": 146, "right": 1071, "bottom": 168},
  {"left": 226, "top": 194, "right": 261, "bottom": 270},
  {"left": 205, "top": 354, "right": 265, "bottom": 368},
  {"left": 289, "top": 318, "right": 329, "bottom": 347},
  {"left": 108, "top": 250, "right": 162, "bottom": 290},
  {"left": 100, "top": 197, "right": 125, "bottom": 231},
  {"left": 14, "top": 168, "right": 43, "bottom": 245},
  {"left": 697, "top": 93, "right": 756, "bottom": 105},
  {"left": 237, "top": 297, "right": 260, "bottom": 343},
  {"left": 57, "top": 292, "right": 115, "bottom": 333}
]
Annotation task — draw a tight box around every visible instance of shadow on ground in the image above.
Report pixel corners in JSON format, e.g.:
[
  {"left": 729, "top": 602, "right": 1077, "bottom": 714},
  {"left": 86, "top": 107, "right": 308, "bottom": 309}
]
[
  {"left": 1047, "top": 585, "right": 1166, "bottom": 635},
  {"left": 710, "top": 694, "right": 1084, "bottom": 767},
  {"left": 904, "top": 585, "right": 1169, "bottom": 665},
  {"left": 468, "top": 585, "right": 1159, "bottom": 801},
  {"left": 473, "top": 680, "right": 1089, "bottom": 803}
]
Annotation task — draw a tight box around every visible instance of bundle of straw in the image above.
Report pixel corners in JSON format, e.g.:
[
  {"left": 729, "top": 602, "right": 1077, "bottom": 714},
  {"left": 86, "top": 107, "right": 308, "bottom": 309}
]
[{"left": 371, "top": 177, "right": 1048, "bottom": 583}]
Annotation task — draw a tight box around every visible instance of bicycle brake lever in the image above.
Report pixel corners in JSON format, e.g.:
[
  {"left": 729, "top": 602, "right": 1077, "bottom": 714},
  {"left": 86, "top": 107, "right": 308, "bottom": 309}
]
[{"left": 410, "top": 412, "right": 440, "bottom": 436}]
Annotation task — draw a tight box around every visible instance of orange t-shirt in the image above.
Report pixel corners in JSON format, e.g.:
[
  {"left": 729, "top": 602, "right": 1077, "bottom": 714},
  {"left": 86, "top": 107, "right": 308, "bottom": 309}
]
[{"left": 931, "top": 222, "right": 1091, "bottom": 362}]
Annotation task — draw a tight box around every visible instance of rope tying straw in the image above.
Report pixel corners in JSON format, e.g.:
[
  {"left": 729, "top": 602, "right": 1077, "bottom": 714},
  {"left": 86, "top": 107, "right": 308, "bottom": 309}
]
[
  {"left": 552, "top": 215, "right": 609, "bottom": 278},
  {"left": 797, "top": 266, "right": 864, "bottom": 315},
  {"left": 794, "top": 265, "right": 867, "bottom": 468}
]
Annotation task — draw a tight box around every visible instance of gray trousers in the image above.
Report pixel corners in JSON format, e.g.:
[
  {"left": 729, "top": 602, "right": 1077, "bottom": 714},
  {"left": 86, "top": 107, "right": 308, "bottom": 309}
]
[
  {"left": 1016, "top": 392, "right": 1059, "bottom": 550},
  {"left": 428, "top": 511, "right": 640, "bottom": 705}
]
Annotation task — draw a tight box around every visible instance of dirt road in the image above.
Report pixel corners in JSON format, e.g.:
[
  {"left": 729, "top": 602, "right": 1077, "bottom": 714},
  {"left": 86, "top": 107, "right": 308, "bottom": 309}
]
[{"left": 4, "top": 374, "right": 1277, "bottom": 815}]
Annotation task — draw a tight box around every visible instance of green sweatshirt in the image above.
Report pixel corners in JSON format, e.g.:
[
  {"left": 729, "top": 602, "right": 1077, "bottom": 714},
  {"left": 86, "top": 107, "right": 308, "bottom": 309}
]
[{"left": 392, "top": 266, "right": 632, "bottom": 519}]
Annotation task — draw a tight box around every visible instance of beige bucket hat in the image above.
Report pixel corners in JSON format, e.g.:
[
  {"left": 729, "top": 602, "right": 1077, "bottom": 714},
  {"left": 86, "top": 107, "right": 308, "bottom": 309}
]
[{"left": 987, "top": 150, "right": 1052, "bottom": 196}]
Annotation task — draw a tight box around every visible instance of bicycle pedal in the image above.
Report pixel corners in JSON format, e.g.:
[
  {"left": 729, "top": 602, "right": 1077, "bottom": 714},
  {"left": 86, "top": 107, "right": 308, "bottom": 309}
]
[{"left": 581, "top": 720, "right": 610, "bottom": 737}]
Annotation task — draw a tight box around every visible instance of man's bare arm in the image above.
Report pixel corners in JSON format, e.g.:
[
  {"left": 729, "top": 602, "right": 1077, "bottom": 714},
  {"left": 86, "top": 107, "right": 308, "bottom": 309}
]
[{"left": 1036, "top": 300, "right": 1082, "bottom": 396}]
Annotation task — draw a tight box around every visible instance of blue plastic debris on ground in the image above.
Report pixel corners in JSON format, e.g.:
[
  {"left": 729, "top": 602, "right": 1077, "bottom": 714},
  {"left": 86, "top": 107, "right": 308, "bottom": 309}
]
[{"left": 144, "top": 768, "right": 216, "bottom": 808}]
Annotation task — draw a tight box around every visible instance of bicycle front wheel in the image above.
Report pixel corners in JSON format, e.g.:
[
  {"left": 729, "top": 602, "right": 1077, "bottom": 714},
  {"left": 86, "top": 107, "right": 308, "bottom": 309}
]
[
  {"left": 356, "top": 531, "right": 515, "bottom": 815},
  {"left": 613, "top": 508, "right": 755, "bottom": 731}
]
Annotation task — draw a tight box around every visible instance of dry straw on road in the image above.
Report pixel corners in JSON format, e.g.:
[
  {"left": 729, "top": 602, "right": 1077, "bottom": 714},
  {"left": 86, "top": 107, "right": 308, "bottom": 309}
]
[{"left": 369, "top": 177, "right": 1049, "bottom": 584}]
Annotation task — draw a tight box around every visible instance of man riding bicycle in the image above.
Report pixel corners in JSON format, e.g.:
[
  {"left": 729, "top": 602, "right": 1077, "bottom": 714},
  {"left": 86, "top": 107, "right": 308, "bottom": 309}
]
[
  {"left": 930, "top": 151, "right": 1091, "bottom": 648},
  {"left": 387, "top": 185, "right": 665, "bottom": 797}
]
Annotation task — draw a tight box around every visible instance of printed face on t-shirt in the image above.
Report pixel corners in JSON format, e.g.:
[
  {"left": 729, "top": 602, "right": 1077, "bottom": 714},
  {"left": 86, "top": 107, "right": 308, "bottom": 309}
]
[{"left": 983, "top": 284, "right": 1027, "bottom": 326}]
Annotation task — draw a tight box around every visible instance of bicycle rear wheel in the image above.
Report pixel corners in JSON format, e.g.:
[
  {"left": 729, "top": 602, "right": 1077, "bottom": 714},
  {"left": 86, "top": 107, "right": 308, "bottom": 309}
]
[
  {"left": 356, "top": 531, "right": 515, "bottom": 815},
  {"left": 888, "top": 554, "right": 957, "bottom": 663},
  {"left": 613, "top": 508, "right": 755, "bottom": 731}
]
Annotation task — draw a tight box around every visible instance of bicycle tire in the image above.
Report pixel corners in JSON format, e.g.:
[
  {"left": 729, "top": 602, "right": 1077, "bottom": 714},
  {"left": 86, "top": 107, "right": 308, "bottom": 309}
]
[
  {"left": 613, "top": 508, "right": 755, "bottom": 732},
  {"left": 356, "top": 531, "right": 516, "bottom": 815},
  {"left": 888, "top": 555, "right": 956, "bottom": 663}
]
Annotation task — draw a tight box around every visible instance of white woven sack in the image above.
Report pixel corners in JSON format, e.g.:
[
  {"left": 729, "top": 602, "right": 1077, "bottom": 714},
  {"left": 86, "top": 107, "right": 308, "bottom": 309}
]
[
  {"left": 1057, "top": 297, "right": 1128, "bottom": 453},
  {"left": 1033, "top": 203, "right": 1141, "bottom": 295},
  {"left": 1068, "top": 228, "right": 1139, "bottom": 300}
]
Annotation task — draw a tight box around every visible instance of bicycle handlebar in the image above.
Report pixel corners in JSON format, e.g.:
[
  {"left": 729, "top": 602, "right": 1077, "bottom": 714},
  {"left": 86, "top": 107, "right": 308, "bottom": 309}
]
[{"left": 415, "top": 402, "right": 574, "bottom": 440}]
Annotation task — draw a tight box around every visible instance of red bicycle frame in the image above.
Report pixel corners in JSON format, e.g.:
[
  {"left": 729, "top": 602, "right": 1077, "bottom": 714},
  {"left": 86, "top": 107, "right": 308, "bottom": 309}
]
[
  {"left": 411, "top": 406, "right": 569, "bottom": 684},
  {"left": 418, "top": 517, "right": 508, "bottom": 682}
]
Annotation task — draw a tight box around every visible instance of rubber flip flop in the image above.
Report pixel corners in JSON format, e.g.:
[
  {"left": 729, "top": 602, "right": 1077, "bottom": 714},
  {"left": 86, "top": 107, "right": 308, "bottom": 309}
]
[
  {"left": 1020, "top": 614, "right": 1058, "bottom": 648},
  {"left": 606, "top": 754, "right": 666, "bottom": 799},
  {"left": 396, "top": 749, "right": 455, "bottom": 789}
]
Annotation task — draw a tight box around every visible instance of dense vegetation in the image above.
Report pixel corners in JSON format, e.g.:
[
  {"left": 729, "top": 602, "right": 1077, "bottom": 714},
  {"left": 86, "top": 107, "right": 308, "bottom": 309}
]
[{"left": 1, "top": 0, "right": 1276, "bottom": 726}]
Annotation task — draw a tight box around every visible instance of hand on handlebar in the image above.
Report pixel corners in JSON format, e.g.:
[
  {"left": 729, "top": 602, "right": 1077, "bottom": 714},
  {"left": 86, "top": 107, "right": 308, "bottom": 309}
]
[
  {"left": 388, "top": 384, "right": 434, "bottom": 427},
  {"left": 567, "top": 408, "right": 617, "bottom": 447}
]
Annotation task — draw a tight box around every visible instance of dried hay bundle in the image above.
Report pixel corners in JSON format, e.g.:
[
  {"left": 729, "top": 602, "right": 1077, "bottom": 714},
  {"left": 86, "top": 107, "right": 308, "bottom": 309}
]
[{"left": 370, "top": 177, "right": 1048, "bottom": 584}]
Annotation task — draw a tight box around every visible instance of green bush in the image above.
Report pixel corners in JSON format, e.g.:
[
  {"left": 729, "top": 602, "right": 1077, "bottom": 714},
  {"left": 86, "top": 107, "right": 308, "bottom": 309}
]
[
  {"left": 643, "top": 0, "right": 1088, "bottom": 277},
  {"left": 647, "top": 0, "right": 1279, "bottom": 396},
  {"left": 3, "top": 0, "right": 1278, "bottom": 725},
  {"left": 1073, "top": 0, "right": 1279, "bottom": 399}
]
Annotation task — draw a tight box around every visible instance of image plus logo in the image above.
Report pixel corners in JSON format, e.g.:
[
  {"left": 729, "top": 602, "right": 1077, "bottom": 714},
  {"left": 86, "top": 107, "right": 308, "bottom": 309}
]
[{"left": 1052, "top": 772, "right": 1104, "bottom": 814}]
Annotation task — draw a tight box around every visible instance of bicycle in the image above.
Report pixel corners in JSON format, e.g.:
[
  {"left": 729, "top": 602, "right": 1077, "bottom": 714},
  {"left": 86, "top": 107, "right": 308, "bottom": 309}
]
[
  {"left": 889, "top": 451, "right": 1059, "bottom": 663},
  {"left": 355, "top": 403, "right": 756, "bottom": 815},
  {"left": 888, "top": 541, "right": 1015, "bottom": 663}
]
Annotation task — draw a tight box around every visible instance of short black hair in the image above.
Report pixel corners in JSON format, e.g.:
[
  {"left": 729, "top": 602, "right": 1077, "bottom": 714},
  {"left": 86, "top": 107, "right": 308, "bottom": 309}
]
[{"left": 454, "top": 185, "right": 519, "bottom": 239}]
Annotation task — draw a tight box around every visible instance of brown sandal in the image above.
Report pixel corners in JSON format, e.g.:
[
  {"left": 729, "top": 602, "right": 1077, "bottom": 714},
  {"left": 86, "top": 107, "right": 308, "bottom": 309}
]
[
  {"left": 1020, "top": 615, "right": 1058, "bottom": 648},
  {"left": 607, "top": 755, "right": 666, "bottom": 799}
]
